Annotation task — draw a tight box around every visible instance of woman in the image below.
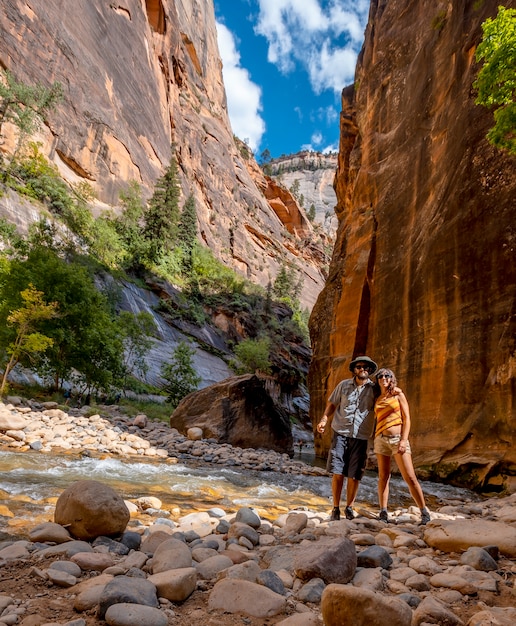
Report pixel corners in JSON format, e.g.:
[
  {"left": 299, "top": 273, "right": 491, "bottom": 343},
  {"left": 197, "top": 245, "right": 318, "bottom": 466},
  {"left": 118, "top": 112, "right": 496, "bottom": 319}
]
[{"left": 374, "top": 368, "right": 431, "bottom": 525}]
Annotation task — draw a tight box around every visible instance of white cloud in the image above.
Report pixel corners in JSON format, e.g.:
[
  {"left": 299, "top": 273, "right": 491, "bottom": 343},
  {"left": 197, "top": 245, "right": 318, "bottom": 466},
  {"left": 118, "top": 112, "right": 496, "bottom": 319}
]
[
  {"left": 301, "top": 130, "right": 338, "bottom": 153},
  {"left": 255, "top": 0, "right": 369, "bottom": 94},
  {"left": 308, "top": 42, "right": 358, "bottom": 94},
  {"left": 311, "top": 131, "right": 323, "bottom": 146},
  {"left": 216, "top": 22, "right": 266, "bottom": 152}
]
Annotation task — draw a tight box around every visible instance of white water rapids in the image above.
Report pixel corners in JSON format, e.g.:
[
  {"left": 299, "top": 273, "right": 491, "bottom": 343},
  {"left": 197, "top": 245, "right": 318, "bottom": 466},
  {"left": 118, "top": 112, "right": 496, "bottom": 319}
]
[{"left": 0, "top": 449, "right": 481, "bottom": 535}]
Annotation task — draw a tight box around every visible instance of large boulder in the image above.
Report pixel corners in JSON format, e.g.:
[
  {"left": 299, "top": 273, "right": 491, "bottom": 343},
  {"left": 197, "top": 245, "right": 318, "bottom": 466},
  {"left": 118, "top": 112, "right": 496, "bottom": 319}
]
[
  {"left": 170, "top": 374, "right": 293, "bottom": 454},
  {"left": 423, "top": 519, "right": 516, "bottom": 558},
  {"left": 54, "top": 480, "right": 129, "bottom": 540},
  {"left": 321, "top": 584, "right": 412, "bottom": 626},
  {"left": 294, "top": 538, "right": 357, "bottom": 584}
]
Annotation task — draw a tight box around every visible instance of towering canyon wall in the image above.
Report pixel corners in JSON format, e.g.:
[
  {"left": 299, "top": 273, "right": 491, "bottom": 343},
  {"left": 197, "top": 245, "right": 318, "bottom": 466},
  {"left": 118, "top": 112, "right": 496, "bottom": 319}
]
[
  {"left": 310, "top": 0, "right": 516, "bottom": 492},
  {"left": 0, "top": 0, "right": 325, "bottom": 307}
]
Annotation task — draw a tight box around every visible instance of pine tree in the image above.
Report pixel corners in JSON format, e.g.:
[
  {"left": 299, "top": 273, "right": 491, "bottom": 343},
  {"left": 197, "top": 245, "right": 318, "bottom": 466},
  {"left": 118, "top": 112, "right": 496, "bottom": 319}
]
[
  {"left": 273, "top": 264, "right": 293, "bottom": 300},
  {"left": 178, "top": 193, "right": 197, "bottom": 274},
  {"left": 142, "top": 153, "right": 181, "bottom": 264}
]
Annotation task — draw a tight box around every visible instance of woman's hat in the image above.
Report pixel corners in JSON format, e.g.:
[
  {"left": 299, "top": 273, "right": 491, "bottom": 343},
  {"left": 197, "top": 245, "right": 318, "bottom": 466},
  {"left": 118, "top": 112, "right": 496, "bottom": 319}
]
[{"left": 349, "top": 356, "right": 378, "bottom": 374}]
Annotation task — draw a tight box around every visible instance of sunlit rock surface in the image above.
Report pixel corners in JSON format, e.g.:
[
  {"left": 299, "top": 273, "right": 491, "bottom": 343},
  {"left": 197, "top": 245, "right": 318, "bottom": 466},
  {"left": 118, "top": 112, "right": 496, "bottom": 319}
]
[
  {"left": 0, "top": 0, "right": 326, "bottom": 308},
  {"left": 310, "top": 0, "right": 516, "bottom": 491}
]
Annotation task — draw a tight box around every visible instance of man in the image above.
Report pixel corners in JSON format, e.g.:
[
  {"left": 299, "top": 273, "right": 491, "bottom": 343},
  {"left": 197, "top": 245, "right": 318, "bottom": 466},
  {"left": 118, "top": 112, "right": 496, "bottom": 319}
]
[{"left": 317, "top": 356, "right": 378, "bottom": 521}]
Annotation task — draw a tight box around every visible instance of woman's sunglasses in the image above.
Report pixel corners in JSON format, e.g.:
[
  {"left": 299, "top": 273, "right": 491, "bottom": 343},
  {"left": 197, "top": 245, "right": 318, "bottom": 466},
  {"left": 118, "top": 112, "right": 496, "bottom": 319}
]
[{"left": 377, "top": 374, "right": 392, "bottom": 380}]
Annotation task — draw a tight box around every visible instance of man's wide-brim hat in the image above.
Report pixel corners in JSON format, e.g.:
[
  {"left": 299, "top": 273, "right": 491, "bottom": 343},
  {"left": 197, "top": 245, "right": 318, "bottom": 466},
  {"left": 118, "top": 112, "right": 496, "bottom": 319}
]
[{"left": 349, "top": 356, "right": 378, "bottom": 374}]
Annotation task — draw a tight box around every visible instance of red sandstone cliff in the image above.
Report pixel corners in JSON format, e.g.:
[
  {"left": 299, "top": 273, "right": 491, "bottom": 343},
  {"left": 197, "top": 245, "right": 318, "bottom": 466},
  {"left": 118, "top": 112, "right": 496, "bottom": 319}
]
[
  {"left": 0, "top": 0, "right": 325, "bottom": 307},
  {"left": 309, "top": 0, "right": 516, "bottom": 492}
]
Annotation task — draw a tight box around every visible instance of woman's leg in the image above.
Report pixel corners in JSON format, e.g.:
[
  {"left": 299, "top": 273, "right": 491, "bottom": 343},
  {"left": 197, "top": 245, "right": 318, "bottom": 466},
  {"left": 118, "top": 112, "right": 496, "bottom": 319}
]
[
  {"left": 376, "top": 454, "right": 392, "bottom": 509},
  {"left": 394, "top": 452, "right": 426, "bottom": 509}
]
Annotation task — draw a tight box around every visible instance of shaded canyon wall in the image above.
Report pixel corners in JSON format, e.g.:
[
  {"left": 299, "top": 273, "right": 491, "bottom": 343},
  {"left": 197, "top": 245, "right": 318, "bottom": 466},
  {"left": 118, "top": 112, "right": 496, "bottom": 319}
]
[{"left": 310, "top": 0, "right": 516, "bottom": 492}]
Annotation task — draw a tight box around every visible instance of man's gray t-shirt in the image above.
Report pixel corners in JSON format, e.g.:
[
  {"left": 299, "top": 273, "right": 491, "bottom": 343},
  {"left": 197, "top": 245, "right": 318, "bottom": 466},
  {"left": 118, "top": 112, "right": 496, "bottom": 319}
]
[{"left": 328, "top": 378, "right": 376, "bottom": 440}]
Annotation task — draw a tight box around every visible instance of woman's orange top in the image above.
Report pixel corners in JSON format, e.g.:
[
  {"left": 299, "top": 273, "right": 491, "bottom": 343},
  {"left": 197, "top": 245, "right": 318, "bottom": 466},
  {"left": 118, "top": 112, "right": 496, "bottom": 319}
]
[{"left": 374, "top": 395, "right": 403, "bottom": 436}]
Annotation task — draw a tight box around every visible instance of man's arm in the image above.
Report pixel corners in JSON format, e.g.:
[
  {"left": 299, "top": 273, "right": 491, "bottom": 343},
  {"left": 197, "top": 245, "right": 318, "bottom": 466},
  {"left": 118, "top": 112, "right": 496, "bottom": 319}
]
[{"left": 317, "top": 402, "right": 336, "bottom": 433}]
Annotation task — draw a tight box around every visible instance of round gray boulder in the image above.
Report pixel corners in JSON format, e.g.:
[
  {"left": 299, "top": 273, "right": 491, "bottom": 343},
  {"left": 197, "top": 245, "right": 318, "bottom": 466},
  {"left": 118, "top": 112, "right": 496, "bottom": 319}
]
[{"left": 54, "top": 480, "right": 130, "bottom": 540}]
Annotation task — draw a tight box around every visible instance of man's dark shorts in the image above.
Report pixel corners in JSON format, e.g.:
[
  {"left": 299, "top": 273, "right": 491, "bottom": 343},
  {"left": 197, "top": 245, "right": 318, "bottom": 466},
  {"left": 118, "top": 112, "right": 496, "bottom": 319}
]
[{"left": 326, "top": 432, "right": 368, "bottom": 480}]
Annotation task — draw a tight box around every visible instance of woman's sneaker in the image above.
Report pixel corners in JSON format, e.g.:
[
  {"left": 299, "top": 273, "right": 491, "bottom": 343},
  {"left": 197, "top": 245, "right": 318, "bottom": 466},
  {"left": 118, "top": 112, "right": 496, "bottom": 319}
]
[
  {"left": 379, "top": 509, "right": 389, "bottom": 523},
  {"left": 330, "top": 506, "right": 341, "bottom": 521},
  {"left": 345, "top": 506, "right": 355, "bottom": 520},
  {"left": 420, "top": 509, "right": 431, "bottom": 525}
]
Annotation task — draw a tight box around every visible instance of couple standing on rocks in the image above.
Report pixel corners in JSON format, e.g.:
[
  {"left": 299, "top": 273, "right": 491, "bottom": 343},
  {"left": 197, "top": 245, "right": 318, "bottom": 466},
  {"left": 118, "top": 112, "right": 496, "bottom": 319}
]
[{"left": 317, "top": 356, "right": 431, "bottom": 525}]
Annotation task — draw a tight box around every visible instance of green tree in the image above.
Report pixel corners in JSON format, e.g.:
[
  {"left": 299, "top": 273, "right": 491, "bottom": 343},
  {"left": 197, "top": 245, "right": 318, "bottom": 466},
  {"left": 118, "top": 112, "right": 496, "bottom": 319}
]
[
  {"left": 177, "top": 193, "right": 197, "bottom": 274},
  {"left": 112, "top": 180, "right": 150, "bottom": 269},
  {"left": 118, "top": 311, "right": 155, "bottom": 384},
  {"left": 233, "top": 337, "right": 271, "bottom": 375},
  {"left": 0, "top": 71, "right": 63, "bottom": 175},
  {"left": 474, "top": 6, "right": 516, "bottom": 154},
  {"left": 143, "top": 153, "right": 181, "bottom": 264},
  {"left": 0, "top": 246, "right": 124, "bottom": 392},
  {"left": 0, "top": 283, "right": 57, "bottom": 395},
  {"left": 7, "top": 142, "right": 73, "bottom": 213},
  {"left": 307, "top": 203, "right": 316, "bottom": 222},
  {"left": 161, "top": 340, "right": 201, "bottom": 408},
  {"left": 272, "top": 264, "right": 302, "bottom": 303},
  {"left": 259, "top": 148, "right": 271, "bottom": 164},
  {"left": 289, "top": 179, "right": 300, "bottom": 201}
]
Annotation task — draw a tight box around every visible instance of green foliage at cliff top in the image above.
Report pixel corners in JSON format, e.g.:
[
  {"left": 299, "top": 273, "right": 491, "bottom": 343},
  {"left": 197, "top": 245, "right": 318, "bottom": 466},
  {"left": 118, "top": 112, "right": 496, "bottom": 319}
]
[{"left": 474, "top": 6, "right": 516, "bottom": 155}]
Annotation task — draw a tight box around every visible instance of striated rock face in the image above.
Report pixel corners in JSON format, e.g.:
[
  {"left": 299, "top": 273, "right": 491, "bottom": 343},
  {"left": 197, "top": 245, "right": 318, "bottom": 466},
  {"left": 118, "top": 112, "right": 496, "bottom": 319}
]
[
  {"left": 310, "top": 0, "right": 516, "bottom": 491},
  {"left": 0, "top": 0, "right": 325, "bottom": 308}
]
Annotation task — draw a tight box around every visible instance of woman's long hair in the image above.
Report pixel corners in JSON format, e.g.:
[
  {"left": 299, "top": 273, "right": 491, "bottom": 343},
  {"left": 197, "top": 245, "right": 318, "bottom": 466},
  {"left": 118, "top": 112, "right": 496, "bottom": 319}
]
[{"left": 375, "top": 367, "right": 397, "bottom": 396}]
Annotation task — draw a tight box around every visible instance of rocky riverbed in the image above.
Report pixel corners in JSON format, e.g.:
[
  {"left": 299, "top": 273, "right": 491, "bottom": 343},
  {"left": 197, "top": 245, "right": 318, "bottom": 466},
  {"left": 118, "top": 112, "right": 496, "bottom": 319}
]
[{"left": 0, "top": 398, "right": 515, "bottom": 626}]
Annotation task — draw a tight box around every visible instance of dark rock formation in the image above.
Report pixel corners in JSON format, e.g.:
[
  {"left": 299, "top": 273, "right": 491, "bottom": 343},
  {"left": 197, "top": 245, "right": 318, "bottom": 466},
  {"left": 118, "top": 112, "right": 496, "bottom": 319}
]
[
  {"left": 309, "top": 0, "right": 516, "bottom": 492},
  {"left": 170, "top": 374, "right": 294, "bottom": 455}
]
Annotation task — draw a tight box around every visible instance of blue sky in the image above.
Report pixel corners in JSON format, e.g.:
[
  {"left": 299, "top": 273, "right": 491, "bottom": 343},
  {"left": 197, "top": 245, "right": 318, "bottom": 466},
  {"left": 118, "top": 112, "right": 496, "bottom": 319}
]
[{"left": 213, "top": 0, "right": 370, "bottom": 159}]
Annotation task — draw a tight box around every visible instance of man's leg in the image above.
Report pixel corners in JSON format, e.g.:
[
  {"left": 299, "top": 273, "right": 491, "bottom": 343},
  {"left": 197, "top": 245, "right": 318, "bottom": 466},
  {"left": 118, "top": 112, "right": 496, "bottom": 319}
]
[
  {"left": 343, "top": 438, "right": 368, "bottom": 519},
  {"left": 332, "top": 473, "right": 344, "bottom": 508},
  {"left": 345, "top": 477, "right": 360, "bottom": 507}
]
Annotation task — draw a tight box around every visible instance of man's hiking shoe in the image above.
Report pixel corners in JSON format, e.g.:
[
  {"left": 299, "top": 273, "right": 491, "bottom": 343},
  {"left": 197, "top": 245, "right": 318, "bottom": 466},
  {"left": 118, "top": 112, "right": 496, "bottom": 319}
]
[
  {"left": 379, "top": 509, "right": 389, "bottom": 523},
  {"left": 345, "top": 506, "right": 355, "bottom": 520},
  {"left": 420, "top": 510, "right": 431, "bottom": 525},
  {"left": 330, "top": 506, "right": 341, "bottom": 521}
]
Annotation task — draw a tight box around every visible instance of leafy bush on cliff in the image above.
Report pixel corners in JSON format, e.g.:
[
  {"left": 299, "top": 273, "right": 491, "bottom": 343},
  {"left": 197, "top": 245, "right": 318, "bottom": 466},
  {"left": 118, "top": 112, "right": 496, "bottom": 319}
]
[{"left": 474, "top": 6, "right": 516, "bottom": 155}]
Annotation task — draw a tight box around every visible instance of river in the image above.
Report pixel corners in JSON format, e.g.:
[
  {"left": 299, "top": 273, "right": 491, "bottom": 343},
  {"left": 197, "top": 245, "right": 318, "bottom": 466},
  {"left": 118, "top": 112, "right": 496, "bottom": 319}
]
[{"left": 0, "top": 448, "right": 482, "bottom": 535}]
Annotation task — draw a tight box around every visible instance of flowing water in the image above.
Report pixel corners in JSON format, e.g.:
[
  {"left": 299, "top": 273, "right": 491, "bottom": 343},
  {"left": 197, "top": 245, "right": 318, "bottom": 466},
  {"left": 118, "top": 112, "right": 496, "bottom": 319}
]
[{"left": 0, "top": 448, "right": 481, "bottom": 535}]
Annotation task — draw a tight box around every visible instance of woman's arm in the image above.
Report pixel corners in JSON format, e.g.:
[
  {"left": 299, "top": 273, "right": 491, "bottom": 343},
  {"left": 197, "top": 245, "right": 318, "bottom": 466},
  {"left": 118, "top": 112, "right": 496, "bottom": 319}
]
[{"left": 398, "top": 392, "right": 411, "bottom": 453}]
